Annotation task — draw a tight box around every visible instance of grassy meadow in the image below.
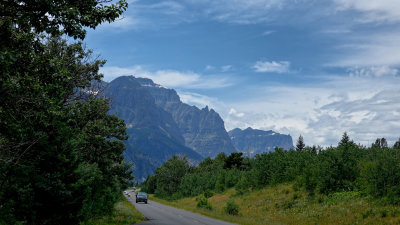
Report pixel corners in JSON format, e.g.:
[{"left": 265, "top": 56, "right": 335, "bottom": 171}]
[{"left": 151, "top": 183, "right": 400, "bottom": 225}]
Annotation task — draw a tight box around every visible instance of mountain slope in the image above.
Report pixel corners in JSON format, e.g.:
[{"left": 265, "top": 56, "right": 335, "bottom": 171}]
[
  {"left": 229, "top": 127, "right": 294, "bottom": 156},
  {"left": 136, "top": 77, "right": 237, "bottom": 158},
  {"left": 104, "top": 76, "right": 203, "bottom": 180}
]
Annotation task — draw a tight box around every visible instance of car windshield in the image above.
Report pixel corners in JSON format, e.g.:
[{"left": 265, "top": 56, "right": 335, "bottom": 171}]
[{"left": 138, "top": 192, "right": 147, "bottom": 197}]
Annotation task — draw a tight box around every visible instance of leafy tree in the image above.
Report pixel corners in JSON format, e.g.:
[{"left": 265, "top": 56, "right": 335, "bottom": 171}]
[
  {"left": 144, "top": 133, "right": 400, "bottom": 206},
  {"left": 141, "top": 175, "right": 157, "bottom": 194},
  {"left": 0, "top": 0, "right": 130, "bottom": 223},
  {"left": 372, "top": 138, "right": 388, "bottom": 149},
  {"left": 196, "top": 157, "right": 214, "bottom": 172},
  {"left": 224, "top": 152, "right": 244, "bottom": 169},
  {"left": 214, "top": 152, "right": 227, "bottom": 168},
  {"left": 1, "top": 0, "right": 127, "bottom": 39},
  {"left": 235, "top": 172, "right": 252, "bottom": 194},
  {"left": 215, "top": 170, "right": 227, "bottom": 193},
  {"left": 154, "top": 155, "right": 191, "bottom": 197},
  {"left": 0, "top": 36, "right": 132, "bottom": 224},
  {"left": 358, "top": 148, "right": 400, "bottom": 204},
  {"left": 296, "top": 135, "right": 305, "bottom": 152}
]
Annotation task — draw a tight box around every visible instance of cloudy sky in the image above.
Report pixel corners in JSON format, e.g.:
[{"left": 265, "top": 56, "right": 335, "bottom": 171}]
[{"left": 86, "top": 0, "right": 400, "bottom": 147}]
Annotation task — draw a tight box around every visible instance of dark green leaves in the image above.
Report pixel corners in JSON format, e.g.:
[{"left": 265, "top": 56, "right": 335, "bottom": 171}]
[{"left": 1, "top": 0, "right": 128, "bottom": 39}]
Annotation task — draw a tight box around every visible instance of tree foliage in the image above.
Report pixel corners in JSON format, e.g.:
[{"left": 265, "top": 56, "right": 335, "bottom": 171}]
[
  {"left": 1, "top": 0, "right": 127, "bottom": 39},
  {"left": 143, "top": 132, "right": 400, "bottom": 206},
  {"left": 296, "top": 135, "right": 305, "bottom": 152},
  {"left": 0, "top": 0, "right": 131, "bottom": 224}
]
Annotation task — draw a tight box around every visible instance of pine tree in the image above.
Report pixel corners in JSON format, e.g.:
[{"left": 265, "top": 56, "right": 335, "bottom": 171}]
[
  {"left": 340, "top": 132, "right": 350, "bottom": 145},
  {"left": 296, "top": 135, "right": 305, "bottom": 152}
]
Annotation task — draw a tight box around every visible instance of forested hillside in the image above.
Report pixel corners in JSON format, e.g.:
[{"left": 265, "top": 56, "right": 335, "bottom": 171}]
[
  {"left": 0, "top": 1, "right": 133, "bottom": 224},
  {"left": 143, "top": 133, "right": 400, "bottom": 206}
]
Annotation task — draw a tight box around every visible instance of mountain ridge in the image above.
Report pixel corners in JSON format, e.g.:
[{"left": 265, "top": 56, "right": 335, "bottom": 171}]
[
  {"left": 102, "top": 75, "right": 295, "bottom": 180},
  {"left": 229, "top": 127, "right": 294, "bottom": 156},
  {"left": 136, "top": 77, "right": 238, "bottom": 158},
  {"left": 104, "top": 76, "right": 203, "bottom": 181}
]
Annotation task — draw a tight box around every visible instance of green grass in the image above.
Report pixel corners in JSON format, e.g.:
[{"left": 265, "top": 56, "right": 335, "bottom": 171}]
[
  {"left": 82, "top": 195, "right": 146, "bottom": 225},
  {"left": 150, "top": 183, "right": 400, "bottom": 225}
]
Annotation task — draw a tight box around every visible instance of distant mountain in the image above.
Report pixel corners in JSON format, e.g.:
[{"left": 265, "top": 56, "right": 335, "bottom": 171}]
[
  {"left": 228, "top": 127, "right": 294, "bottom": 156},
  {"left": 136, "top": 77, "right": 237, "bottom": 158},
  {"left": 104, "top": 76, "right": 203, "bottom": 181},
  {"left": 102, "top": 76, "right": 294, "bottom": 180}
]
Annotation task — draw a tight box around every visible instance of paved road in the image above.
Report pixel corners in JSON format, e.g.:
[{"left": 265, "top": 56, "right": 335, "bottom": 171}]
[{"left": 125, "top": 196, "right": 236, "bottom": 225}]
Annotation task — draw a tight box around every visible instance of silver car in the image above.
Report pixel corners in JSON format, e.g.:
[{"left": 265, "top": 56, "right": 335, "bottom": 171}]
[{"left": 136, "top": 192, "right": 148, "bottom": 204}]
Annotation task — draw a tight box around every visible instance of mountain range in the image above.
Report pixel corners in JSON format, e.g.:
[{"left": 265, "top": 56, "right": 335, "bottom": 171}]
[
  {"left": 229, "top": 127, "right": 294, "bottom": 157},
  {"left": 136, "top": 78, "right": 237, "bottom": 158},
  {"left": 103, "top": 76, "right": 293, "bottom": 181}
]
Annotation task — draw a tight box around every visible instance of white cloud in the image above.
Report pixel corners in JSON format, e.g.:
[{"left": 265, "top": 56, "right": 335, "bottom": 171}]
[
  {"left": 262, "top": 30, "right": 275, "bottom": 36},
  {"left": 100, "top": 66, "right": 142, "bottom": 81},
  {"left": 228, "top": 108, "right": 245, "bottom": 118},
  {"left": 100, "top": 66, "right": 233, "bottom": 89},
  {"left": 221, "top": 65, "right": 233, "bottom": 72},
  {"left": 95, "top": 1, "right": 189, "bottom": 31},
  {"left": 205, "top": 65, "right": 215, "bottom": 71},
  {"left": 192, "top": 0, "right": 286, "bottom": 24},
  {"left": 332, "top": 31, "right": 400, "bottom": 67},
  {"left": 96, "top": 15, "right": 144, "bottom": 31},
  {"left": 253, "top": 60, "right": 290, "bottom": 73},
  {"left": 333, "top": 0, "right": 400, "bottom": 23},
  {"left": 348, "top": 66, "right": 398, "bottom": 78},
  {"left": 315, "top": 89, "right": 400, "bottom": 145},
  {"left": 179, "top": 91, "right": 222, "bottom": 109},
  {"left": 221, "top": 75, "right": 400, "bottom": 147}
]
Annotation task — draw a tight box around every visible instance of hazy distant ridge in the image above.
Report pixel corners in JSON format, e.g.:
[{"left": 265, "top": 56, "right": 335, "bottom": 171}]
[{"left": 229, "top": 127, "right": 294, "bottom": 156}]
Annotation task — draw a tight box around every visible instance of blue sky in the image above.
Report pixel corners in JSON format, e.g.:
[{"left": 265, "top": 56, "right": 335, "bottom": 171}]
[{"left": 86, "top": 0, "right": 400, "bottom": 147}]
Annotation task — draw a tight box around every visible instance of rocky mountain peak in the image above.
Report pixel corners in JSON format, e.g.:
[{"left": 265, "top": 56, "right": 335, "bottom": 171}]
[
  {"left": 134, "top": 77, "right": 238, "bottom": 158},
  {"left": 229, "top": 127, "right": 294, "bottom": 156}
]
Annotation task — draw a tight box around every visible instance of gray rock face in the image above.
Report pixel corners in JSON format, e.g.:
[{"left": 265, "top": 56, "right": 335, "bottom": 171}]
[
  {"left": 228, "top": 127, "right": 294, "bottom": 156},
  {"left": 106, "top": 76, "right": 184, "bottom": 144},
  {"left": 136, "top": 78, "right": 237, "bottom": 158},
  {"left": 104, "top": 76, "right": 203, "bottom": 181}
]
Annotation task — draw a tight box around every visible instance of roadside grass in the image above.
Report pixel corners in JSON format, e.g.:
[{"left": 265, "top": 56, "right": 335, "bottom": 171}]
[
  {"left": 82, "top": 195, "right": 145, "bottom": 225},
  {"left": 150, "top": 183, "right": 400, "bottom": 225}
]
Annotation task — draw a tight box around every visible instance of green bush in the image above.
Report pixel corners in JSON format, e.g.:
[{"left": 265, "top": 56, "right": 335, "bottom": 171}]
[
  {"left": 224, "top": 200, "right": 239, "bottom": 215},
  {"left": 203, "top": 190, "right": 214, "bottom": 198},
  {"left": 235, "top": 173, "right": 251, "bottom": 195},
  {"left": 196, "top": 197, "right": 212, "bottom": 210}
]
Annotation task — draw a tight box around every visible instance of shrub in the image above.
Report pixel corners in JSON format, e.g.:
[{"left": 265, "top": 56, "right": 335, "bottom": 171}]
[
  {"left": 235, "top": 173, "right": 251, "bottom": 195},
  {"left": 196, "top": 197, "right": 212, "bottom": 210},
  {"left": 203, "top": 190, "right": 214, "bottom": 198},
  {"left": 292, "top": 193, "right": 300, "bottom": 200},
  {"left": 224, "top": 200, "right": 239, "bottom": 215},
  {"left": 362, "top": 208, "right": 374, "bottom": 219},
  {"left": 381, "top": 209, "right": 388, "bottom": 218}
]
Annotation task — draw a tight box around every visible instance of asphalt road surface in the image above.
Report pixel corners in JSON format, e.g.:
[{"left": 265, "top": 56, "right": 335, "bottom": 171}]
[{"left": 126, "top": 196, "right": 236, "bottom": 225}]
